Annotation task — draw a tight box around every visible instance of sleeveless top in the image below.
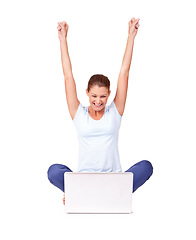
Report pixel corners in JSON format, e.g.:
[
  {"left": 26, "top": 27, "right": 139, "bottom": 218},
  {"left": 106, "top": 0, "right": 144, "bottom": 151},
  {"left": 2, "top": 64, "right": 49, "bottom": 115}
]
[{"left": 72, "top": 100, "right": 122, "bottom": 172}]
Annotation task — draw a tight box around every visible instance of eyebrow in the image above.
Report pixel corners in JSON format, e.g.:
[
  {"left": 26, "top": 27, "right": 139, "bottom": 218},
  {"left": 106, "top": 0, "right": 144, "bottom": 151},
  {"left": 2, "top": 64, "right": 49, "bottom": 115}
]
[{"left": 91, "top": 93, "right": 107, "bottom": 96}]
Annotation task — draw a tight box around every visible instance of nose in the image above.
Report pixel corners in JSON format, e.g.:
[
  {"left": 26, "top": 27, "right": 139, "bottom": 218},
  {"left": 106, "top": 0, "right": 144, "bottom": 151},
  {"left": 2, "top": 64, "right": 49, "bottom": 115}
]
[{"left": 96, "top": 98, "right": 101, "bottom": 104}]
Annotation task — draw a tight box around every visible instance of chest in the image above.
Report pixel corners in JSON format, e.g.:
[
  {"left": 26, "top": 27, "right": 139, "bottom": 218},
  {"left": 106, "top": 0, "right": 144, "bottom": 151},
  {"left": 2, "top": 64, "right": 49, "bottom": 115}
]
[{"left": 77, "top": 113, "right": 120, "bottom": 139}]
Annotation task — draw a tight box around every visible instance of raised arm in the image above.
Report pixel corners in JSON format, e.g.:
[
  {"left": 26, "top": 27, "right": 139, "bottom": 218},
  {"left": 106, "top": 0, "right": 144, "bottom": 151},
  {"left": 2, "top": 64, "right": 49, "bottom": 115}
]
[
  {"left": 114, "top": 18, "right": 140, "bottom": 116},
  {"left": 57, "top": 21, "right": 80, "bottom": 120}
]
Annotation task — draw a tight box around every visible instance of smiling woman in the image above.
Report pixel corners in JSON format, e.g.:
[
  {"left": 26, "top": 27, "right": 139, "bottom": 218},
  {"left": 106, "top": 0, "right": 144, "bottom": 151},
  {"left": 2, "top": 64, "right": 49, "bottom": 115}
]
[
  {"left": 86, "top": 77, "right": 111, "bottom": 120},
  {"left": 47, "top": 18, "right": 153, "bottom": 205}
]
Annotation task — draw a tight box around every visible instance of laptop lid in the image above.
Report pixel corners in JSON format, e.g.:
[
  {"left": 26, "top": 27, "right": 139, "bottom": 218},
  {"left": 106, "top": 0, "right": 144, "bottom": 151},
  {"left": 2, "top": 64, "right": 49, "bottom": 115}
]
[{"left": 64, "top": 172, "right": 133, "bottom": 214}]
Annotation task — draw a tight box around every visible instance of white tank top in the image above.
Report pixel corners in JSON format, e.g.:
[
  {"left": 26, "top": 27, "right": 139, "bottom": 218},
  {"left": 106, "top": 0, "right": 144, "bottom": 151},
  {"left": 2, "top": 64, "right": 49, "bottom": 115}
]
[{"left": 72, "top": 100, "right": 122, "bottom": 172}]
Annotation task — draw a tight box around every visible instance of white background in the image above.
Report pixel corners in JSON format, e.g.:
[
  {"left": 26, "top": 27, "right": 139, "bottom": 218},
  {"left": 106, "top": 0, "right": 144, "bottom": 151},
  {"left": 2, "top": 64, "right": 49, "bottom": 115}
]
[{"left": 0, "top": 0, "right": 196, "bottom": 239}]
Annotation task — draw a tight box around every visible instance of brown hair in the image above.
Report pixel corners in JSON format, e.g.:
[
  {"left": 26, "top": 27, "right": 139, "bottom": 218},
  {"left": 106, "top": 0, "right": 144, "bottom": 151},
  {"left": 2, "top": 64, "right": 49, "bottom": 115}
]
[{"left": 87, "top": 74, "right": 110, "bottom": 93}]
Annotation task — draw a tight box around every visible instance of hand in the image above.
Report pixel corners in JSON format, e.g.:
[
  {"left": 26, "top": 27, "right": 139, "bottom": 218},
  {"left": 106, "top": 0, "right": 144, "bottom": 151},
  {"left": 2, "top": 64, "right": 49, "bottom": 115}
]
[
  {"left": 57, "top": 21, "right": 69, "bottom": 40},
  {"left": 128, "top": 18, "right": 140, "bottom": 38}
]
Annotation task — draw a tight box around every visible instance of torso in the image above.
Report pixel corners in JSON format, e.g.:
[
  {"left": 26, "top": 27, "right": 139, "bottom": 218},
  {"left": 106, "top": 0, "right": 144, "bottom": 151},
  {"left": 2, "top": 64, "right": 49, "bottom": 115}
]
[{"left": 73, "top": 101, "right": 122, "bottom": 173}]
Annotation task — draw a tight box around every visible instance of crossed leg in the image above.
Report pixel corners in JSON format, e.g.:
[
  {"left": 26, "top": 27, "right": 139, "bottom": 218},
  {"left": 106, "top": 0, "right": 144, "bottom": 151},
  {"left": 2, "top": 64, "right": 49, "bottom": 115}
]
[{"left": 125, "top": 160, "right": 153, "bottom": 192}]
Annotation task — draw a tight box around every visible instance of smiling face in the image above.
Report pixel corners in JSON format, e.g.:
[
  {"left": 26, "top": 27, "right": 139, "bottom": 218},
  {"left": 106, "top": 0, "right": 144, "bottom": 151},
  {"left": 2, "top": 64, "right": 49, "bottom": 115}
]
[{"left": 86, "top": 85, "right": 111, "bottom": 112}]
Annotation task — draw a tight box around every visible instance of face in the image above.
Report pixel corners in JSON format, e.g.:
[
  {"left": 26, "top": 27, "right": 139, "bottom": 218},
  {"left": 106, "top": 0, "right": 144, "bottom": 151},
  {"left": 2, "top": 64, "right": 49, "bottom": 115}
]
[{"left": 86, "top": 85, "right": 111, "bottom": 112}]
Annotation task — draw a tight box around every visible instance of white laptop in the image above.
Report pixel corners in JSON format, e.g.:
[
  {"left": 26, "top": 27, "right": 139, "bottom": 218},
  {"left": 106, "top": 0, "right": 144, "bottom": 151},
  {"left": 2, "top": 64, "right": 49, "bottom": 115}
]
[{"left": 64, "top": 172, "right": 133, "bottom": 214}]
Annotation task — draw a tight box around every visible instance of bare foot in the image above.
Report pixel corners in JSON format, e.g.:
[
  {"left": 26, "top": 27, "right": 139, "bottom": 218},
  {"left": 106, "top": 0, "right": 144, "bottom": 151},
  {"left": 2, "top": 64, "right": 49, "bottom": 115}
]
[{"left": 63, "top": 193, "right": 65, "bottom": 205}]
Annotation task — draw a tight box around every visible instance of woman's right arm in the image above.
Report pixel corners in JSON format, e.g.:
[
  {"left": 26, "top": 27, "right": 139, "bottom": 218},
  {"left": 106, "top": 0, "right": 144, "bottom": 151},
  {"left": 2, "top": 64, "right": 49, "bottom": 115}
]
[{"left": 57, "top": 21, "right": 80, "bottom": 120}]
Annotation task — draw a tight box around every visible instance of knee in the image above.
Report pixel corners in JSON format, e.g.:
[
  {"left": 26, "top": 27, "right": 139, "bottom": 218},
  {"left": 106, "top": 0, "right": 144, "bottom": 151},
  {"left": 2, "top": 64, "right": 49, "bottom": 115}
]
[
  {"left": 47, "top": 164, "right": 59, "bottom": 184},
  {"left": 141, "top": 160, "right": 153, "bottom": 177}
]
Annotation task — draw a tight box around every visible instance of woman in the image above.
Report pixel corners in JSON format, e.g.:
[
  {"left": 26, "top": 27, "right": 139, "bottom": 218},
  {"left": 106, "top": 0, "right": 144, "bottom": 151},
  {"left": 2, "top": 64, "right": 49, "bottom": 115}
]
[{"left": 48, "top": 18, "right": 153, "bottom": 205}]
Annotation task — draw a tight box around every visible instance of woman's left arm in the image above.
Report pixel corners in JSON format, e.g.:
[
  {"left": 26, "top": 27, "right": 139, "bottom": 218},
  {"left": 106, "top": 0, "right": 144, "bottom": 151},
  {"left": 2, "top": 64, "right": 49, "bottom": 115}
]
[{"left": 114, "top": 18, "right": 140, "bottom": 116}]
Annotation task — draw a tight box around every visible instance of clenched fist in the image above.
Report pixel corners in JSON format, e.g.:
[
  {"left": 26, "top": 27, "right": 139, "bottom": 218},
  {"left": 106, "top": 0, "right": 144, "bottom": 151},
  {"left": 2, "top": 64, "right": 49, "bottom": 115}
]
[{"left": 57, "top": 21, "right": 69, "bottom": 40}]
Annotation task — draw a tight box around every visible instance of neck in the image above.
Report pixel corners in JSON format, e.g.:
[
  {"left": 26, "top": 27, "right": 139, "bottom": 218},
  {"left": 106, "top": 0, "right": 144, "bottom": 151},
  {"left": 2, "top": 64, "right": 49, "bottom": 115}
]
[{"left": 88, "top": 106, "right": 105, "bottom": 117}]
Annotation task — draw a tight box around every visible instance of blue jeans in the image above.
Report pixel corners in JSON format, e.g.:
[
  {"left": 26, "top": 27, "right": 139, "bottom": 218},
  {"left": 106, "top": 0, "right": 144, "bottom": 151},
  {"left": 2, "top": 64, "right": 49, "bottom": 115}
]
[{"left": 47, "top": 160, "right": 153, "bottom": 192}]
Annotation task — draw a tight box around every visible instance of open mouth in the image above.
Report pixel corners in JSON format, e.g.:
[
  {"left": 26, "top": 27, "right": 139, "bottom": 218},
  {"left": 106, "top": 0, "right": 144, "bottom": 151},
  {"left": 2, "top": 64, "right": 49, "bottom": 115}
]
[{"left": 93, "top": 103, "right": 102, "bottom": 107}]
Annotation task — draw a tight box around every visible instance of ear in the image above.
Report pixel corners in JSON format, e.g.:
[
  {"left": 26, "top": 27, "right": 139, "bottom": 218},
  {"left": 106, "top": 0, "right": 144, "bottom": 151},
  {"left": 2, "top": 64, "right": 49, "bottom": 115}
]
[
  {"left": 108, "top": 90, "right": 111, "bottom": 97},
  {"left": 86, "top": 89, "right": 89, "bottom": 96}
]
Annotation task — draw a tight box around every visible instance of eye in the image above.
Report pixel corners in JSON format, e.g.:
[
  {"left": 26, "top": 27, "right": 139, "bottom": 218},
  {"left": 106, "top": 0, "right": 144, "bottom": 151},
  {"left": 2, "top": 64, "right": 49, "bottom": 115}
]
[{"left": 101, "top": 96, "right": 106, "bottom": 98}]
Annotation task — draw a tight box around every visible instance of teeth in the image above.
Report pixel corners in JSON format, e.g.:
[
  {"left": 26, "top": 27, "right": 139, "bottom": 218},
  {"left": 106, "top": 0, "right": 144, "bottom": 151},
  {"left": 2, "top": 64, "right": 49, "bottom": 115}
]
[{"left": 94, "top": 103, "right": 102, "bottom": 106}]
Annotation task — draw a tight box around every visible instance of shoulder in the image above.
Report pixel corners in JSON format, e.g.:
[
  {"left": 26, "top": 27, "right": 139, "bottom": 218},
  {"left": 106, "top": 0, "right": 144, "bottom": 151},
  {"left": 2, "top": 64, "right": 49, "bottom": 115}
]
[
  {"left": 107, "top": 100, "right": 122, "bottom": 118},
  {"left": 72, "top": 102, "right": 88, "bottom": 122}
]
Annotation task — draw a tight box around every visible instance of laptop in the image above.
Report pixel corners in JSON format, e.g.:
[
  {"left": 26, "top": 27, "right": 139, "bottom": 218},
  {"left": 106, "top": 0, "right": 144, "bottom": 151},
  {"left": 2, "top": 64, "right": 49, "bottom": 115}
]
[{"left": 64, "top": 172, "right": 133, "bottom": 214}]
